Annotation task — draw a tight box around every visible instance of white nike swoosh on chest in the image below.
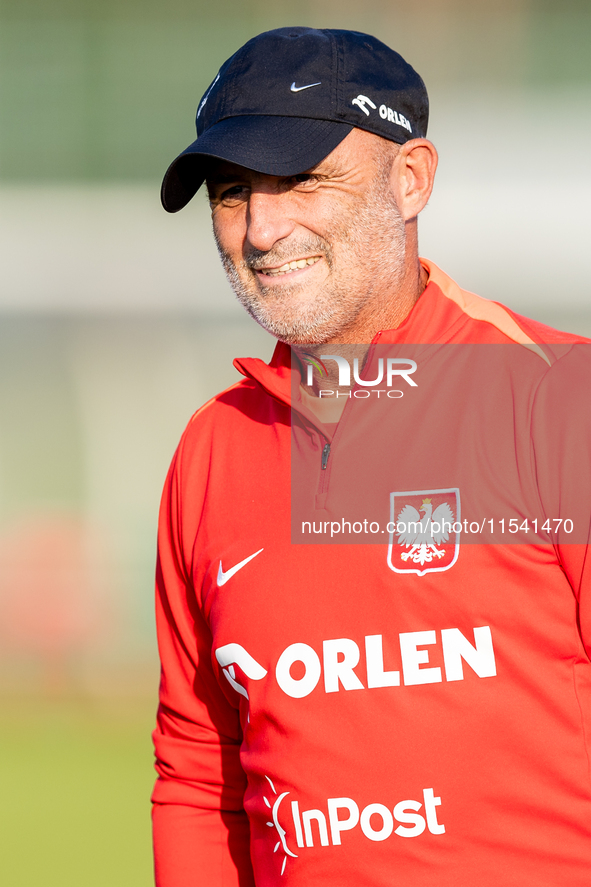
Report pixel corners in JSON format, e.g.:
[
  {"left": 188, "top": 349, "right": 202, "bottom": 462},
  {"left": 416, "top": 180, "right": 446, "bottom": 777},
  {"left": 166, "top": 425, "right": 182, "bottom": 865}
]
[
  {"left": 217, "top": 548, "right": 264, "bottom": 586},
  {"left": 290, "top": 81, "right": 321, "bottom": 92}
]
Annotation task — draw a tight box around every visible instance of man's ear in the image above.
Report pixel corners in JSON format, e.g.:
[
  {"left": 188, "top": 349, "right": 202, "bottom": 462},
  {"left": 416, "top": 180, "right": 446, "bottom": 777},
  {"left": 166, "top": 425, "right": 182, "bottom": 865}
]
[{"left": 390, "top": 139, "right": 438, "bottom": 221}]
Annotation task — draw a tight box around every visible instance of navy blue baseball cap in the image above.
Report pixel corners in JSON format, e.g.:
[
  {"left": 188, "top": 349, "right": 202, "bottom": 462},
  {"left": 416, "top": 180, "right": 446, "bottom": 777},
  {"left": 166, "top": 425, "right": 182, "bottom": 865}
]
[{"left": 161, "top": 27, "right": 429, "bottom": 212}]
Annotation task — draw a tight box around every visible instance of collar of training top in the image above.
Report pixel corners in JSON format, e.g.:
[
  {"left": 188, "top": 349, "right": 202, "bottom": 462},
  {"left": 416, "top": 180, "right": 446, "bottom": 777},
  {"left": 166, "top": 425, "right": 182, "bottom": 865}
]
[{"left": 161, "top": 27, "right": 429, "bottom": 213}]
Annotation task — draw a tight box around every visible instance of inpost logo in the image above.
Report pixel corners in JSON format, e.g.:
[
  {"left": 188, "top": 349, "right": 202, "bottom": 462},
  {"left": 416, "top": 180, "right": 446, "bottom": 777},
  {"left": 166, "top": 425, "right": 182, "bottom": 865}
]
[
  {"left": 304, "top": 354, "right": 418, "bottom": 399},
  {"left": 263, "top": 776, "right": 445, "bottom": 873}
]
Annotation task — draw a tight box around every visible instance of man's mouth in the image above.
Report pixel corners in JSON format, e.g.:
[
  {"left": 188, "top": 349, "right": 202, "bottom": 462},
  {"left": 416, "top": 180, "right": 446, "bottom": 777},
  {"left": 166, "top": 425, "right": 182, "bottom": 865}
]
[{"left": 257, "top": 256, "right": 321, "bottom": 277}]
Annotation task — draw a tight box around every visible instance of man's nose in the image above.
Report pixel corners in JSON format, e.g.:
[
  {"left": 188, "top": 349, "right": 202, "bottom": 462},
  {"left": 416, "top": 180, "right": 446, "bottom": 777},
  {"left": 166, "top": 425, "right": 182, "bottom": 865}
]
[{"left": 245, "top": 191, "right": 296, "bottom": 252}]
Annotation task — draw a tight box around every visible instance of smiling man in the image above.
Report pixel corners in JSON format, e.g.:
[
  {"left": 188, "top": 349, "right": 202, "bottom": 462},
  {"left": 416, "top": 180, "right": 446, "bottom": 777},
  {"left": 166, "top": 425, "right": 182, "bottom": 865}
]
[
  {"left": 152, "top": 27, "right": 591, "bottom": 887},
  {"left": 205, "top": 128, "right": 428, "bottom": 347}
]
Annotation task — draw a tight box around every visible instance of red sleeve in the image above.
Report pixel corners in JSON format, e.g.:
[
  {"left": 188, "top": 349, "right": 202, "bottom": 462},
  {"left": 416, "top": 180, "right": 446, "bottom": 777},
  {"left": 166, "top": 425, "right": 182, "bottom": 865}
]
[
  {"left": 152, "top": 443, "right": 255, "bottom": 887},
  {"left": 530, "top": 344, "right": 591, "bottom": 656}
]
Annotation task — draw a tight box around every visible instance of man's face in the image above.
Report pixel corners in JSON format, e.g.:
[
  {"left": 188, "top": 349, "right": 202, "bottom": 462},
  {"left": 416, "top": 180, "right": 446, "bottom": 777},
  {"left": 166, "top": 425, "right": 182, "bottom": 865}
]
[{"left": 206, "top": 128, "right": 407, "bottom": 345}]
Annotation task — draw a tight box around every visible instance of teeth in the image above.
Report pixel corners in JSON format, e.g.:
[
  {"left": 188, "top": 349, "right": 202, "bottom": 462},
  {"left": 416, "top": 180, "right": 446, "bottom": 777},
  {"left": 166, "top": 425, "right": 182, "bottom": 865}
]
[{"left": 261, "top": 256, "right": 321, "bottom": 276}]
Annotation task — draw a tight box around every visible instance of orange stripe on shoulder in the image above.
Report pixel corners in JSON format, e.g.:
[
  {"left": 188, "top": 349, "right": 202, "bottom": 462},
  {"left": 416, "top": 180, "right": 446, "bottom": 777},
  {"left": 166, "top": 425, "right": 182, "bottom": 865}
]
[{"left": 420, "top": 258, "right": 551, "bottom": 364}]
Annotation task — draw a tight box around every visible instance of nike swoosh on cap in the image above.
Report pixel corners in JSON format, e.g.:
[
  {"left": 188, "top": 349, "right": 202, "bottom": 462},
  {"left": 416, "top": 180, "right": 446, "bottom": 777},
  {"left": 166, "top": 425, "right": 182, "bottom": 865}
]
[
  {"left": 290, "top": 81, "right": 321, "bottom": 92},
  {"left": 217, "top": 548, "right": 264, "bottom": 586}
]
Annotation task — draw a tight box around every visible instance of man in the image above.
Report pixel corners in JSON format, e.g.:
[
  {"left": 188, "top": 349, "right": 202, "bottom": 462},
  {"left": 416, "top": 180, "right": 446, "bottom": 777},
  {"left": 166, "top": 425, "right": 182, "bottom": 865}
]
[{"left": 153, "top": 27, "right": 591, "bottom": 887}]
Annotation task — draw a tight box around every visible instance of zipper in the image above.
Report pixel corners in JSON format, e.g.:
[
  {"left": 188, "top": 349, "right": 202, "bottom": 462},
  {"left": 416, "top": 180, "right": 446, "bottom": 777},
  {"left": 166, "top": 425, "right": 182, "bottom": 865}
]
[{"left": 316, "top": 344, "right": 379, "bottom": 494}]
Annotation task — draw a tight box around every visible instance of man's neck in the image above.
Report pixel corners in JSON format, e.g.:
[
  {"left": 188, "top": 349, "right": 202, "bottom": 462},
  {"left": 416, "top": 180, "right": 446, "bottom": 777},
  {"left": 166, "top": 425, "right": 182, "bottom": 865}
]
[{"left": 294, "top": 256, "right": 428, "bottom": 398}]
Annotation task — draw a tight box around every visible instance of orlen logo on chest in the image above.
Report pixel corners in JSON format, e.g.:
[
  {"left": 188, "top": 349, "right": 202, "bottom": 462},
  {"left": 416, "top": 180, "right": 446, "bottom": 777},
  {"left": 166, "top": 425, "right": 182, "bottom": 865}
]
[{"left": 216, "top": 626, "right": 496, "bottom": 700}]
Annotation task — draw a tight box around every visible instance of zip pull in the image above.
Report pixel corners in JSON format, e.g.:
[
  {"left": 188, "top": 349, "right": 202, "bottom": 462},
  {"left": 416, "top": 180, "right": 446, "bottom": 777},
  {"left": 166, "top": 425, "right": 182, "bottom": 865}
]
[{"left": 321, "top": 443, "right": 331, "bottom": 470}]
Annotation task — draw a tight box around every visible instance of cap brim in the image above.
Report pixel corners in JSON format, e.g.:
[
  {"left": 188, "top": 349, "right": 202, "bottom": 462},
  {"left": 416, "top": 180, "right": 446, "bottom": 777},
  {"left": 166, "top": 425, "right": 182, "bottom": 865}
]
[{"left": 161, "top": 115, "right": 353, "bottom": 213}]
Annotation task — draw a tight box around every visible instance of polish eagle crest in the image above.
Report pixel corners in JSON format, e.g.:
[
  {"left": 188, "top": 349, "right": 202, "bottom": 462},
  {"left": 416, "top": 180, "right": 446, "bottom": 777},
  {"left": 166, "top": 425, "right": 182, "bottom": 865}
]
[
  {"left": 396, "top": 497, "right": 454, "bottom": 565},
  {"left": 388, "top": 488, "right": 461, "bottom": 577}
]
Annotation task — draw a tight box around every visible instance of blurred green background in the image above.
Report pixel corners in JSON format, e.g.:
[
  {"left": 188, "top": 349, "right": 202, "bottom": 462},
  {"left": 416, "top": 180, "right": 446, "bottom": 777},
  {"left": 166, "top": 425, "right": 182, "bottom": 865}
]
[{"left": 0, "top": 1, "right": 589, "bottom": 884}]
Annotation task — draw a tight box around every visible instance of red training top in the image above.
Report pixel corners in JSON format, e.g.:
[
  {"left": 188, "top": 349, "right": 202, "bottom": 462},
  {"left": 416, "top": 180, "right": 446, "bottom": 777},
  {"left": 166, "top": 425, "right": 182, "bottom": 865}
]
[{"left": 153, "top": 260, "right": 591, "bottom": 886}]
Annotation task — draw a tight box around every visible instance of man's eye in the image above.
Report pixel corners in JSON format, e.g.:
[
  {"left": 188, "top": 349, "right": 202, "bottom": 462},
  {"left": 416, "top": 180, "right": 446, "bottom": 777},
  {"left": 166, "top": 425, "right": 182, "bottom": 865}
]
[
  {"left": 291, "top": 174, "right": 316, "bottom": 187},
  {"left": 220, "top": 185, "right": 248, "bottom": 202}
]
